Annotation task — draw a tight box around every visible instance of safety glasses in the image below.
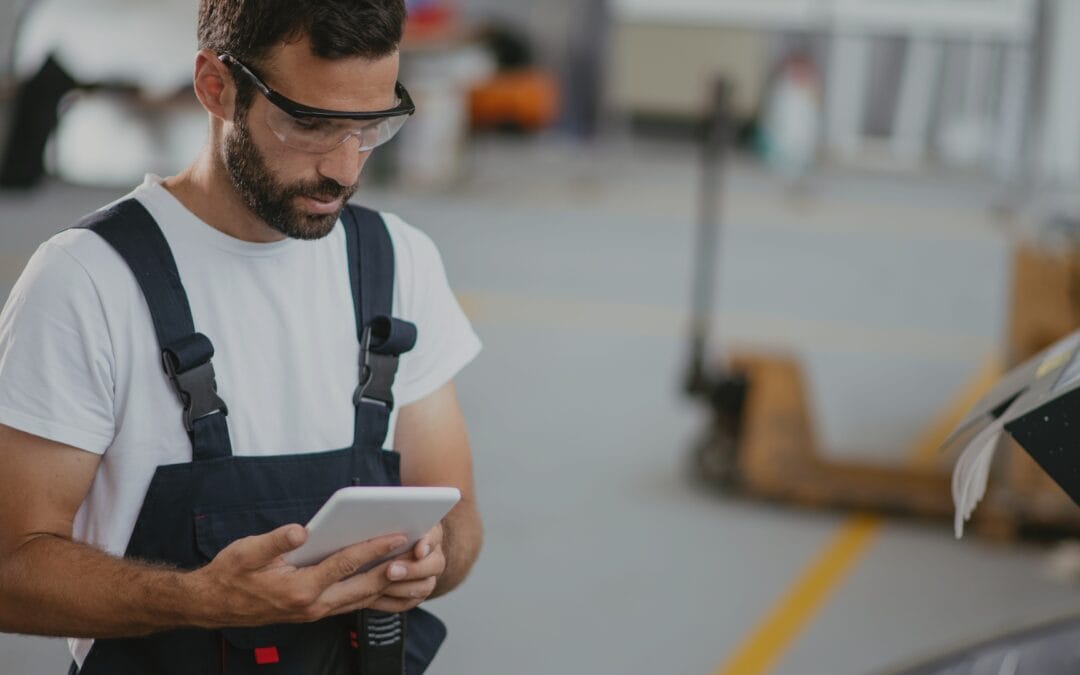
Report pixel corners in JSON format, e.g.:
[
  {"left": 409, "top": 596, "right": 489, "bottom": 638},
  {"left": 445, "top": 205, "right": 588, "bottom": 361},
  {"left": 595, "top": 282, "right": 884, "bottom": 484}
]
[{"left": 219, "top": 53, "right": 415, "bottom": 154}]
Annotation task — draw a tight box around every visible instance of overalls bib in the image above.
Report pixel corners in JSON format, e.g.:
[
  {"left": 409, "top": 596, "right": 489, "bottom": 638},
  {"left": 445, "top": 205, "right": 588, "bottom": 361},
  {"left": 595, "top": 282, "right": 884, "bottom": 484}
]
[{"left": 69, "top": 200, "right": 446, "bottom": 675}]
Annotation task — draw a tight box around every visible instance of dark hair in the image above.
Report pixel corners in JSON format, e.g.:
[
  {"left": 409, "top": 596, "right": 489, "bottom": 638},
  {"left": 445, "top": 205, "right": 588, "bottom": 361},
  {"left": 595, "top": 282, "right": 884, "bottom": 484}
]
[{"left": 198, "top": 0, "right": 406, "bottom": 112}]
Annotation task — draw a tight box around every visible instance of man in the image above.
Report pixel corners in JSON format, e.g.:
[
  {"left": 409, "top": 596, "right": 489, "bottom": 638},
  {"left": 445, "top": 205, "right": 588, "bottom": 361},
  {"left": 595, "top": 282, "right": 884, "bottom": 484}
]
[{"left": 0, "top": 1, "right": 483, "bottom": 673}]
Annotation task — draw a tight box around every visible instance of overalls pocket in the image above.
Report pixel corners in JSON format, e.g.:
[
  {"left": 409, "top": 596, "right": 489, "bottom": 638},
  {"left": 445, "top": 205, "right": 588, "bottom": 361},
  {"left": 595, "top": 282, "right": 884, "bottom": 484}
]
[
  {"left": 194, "top": 501, "right": 352, "bottom": 675},
  {"left": 193, "top": 499, "right": 326, "bottom": 561}
]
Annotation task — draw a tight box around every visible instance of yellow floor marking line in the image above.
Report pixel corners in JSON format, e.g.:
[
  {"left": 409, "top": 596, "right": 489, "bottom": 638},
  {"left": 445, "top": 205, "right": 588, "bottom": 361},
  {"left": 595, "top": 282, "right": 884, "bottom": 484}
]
[
  {"left": 716, "top": 514, "right": 881, "bottom": 675},
  {"left": 714, "top": 353, "right": 1002, "bottom": 675}
]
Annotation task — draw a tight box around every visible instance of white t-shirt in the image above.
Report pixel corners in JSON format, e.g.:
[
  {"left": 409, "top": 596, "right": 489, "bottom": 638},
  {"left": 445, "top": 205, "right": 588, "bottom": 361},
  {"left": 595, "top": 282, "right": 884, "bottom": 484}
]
[{"left": 0, "top": 176, "right": 480, "bottom": 665}]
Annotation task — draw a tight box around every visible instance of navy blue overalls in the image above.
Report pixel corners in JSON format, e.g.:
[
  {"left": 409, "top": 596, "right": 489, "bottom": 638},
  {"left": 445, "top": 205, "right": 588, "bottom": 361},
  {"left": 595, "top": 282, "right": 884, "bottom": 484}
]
[{"left": 69, "top": 200, "right": 446, "bottom": 675}]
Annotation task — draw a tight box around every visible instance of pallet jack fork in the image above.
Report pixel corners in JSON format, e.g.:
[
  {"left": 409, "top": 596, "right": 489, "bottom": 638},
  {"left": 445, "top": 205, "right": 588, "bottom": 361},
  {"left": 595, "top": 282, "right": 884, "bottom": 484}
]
[{"left": 684, "top": 78, "right": 957, "bottom": 521}]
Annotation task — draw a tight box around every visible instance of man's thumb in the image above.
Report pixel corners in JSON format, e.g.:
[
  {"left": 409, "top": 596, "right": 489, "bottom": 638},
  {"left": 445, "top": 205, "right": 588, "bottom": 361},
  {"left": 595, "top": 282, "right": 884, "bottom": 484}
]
[{"left": 265, "top": 524, "right": 307, "bottom": 558}]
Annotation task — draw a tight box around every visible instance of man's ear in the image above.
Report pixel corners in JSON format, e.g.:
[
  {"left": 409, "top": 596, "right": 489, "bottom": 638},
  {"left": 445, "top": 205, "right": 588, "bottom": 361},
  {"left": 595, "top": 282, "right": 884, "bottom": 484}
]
[{"left": 192, "top": 48, "right": 235, "bottom": 122}]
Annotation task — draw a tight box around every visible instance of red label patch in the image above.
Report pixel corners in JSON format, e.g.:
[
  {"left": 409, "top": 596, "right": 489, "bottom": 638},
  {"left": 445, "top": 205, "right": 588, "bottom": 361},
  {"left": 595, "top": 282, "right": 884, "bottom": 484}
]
[{"left": 254, "top": 646, "right": 280, "bottom": 665}]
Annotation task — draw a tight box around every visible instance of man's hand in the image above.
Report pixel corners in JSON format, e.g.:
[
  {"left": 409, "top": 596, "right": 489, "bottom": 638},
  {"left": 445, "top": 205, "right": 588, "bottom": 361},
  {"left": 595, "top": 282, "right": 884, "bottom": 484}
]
[
  {"left": 0, "top": 415, "right": 474, "bottom": 639},
  {"left": 188, "top": 524, "right": 409, "bottom": 628},
  {"left": 369, "top": 522, "right": 446, "bottom": 613}
]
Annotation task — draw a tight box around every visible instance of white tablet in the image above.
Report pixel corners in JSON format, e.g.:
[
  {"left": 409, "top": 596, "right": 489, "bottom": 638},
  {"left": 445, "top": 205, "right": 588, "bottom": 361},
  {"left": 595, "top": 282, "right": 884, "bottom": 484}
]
[{"left": 282, "top": 486, "right": 461, "bottom": 568}]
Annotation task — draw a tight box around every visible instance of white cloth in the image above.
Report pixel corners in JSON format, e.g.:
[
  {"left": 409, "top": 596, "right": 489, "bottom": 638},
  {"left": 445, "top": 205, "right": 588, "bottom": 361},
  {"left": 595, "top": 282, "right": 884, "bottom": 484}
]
[
  {"left": 951, "top": 395, "right": 1025, "bottom": 539},
  {"left": 951, "top": 417, "right": 1005, "bottom": 538},
  {"left": 0, "top": 176, "right": 481, "bottom": 665}
]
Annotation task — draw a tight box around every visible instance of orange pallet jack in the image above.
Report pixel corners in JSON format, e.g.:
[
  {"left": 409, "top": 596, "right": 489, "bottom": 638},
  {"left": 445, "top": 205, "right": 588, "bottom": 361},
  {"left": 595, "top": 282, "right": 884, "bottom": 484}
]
[{"left": 684, "top": 80, "right": 1080, "bottom": 538}]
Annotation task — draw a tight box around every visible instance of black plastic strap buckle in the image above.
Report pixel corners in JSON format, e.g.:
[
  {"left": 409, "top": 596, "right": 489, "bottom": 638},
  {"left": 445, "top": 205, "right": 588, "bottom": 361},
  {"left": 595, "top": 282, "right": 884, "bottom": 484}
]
[
  {"left": 161, "top": 334, "right": 228, "bottom": 433},
  {"left": 354, "top": 324, "right": 399, "bottom": 411}
]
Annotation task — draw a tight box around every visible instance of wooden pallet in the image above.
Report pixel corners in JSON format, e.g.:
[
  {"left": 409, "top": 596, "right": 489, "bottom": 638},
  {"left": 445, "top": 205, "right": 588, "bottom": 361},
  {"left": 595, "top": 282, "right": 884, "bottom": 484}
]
[
  {"left": 695, "top": 244, "right": 1080, "bottom": 540},
  {"left": 723, "top": 353, "right": 954, "bottom": 520},
  {"left": 707, "top": 351, "right": 1080, "bottom": 539}
]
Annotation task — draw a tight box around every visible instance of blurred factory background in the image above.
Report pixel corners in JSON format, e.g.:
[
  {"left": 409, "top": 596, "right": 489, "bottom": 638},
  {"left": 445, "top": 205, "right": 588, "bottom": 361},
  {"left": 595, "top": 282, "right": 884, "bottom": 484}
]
[{"left": 7, "top": 0, "right": 1080, "bottom": 673}]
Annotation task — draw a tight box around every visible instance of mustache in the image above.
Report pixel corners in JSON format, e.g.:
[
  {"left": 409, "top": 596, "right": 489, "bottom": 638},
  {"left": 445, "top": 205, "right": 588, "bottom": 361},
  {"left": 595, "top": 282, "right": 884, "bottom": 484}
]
[{"left": 284, "top": 177, "right": 357, "bottom": 202}]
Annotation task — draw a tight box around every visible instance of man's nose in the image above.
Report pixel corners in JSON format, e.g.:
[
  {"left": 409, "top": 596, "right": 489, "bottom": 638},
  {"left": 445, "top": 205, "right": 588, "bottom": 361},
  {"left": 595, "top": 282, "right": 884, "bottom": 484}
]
[{"left": 315, "top": 136, "right": 369, "bottom": 187}]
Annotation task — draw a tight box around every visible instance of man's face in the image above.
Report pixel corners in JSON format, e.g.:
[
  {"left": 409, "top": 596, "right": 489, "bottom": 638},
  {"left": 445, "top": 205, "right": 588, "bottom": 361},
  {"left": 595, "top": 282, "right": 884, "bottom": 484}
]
[{"left": 223, "top": 40, "right": 400, "bottom": 240}]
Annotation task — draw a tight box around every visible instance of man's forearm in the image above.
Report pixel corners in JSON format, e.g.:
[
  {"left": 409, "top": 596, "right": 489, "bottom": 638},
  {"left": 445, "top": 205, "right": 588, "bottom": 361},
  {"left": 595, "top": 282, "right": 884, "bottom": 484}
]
[
  {"left": 432, "top": 501, "right": 482, "bottom": 598},
  {"left": 0, "top": 534, "right": 207, "bottom": 638}
]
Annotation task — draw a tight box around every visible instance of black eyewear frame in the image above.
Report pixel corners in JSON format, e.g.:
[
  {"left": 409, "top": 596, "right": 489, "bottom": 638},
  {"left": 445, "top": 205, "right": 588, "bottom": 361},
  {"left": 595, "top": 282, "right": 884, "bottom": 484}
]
[{"left": 218, "top": 52, "right": 415, "bottom": 120}]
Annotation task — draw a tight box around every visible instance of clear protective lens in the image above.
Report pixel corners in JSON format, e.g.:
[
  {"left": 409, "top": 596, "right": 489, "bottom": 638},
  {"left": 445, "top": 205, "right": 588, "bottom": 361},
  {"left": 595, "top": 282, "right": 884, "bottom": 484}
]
[{"left": 264, "top": 104, "right": 409, "bottom": 153}]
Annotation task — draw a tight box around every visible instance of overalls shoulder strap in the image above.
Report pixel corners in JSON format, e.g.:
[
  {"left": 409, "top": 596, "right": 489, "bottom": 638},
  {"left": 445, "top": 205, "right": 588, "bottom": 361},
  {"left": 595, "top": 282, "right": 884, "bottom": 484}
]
[
  {"left": 341, "top": 204, "right": 417, "bottom": 450},
  {"left": 78, "top": 200, "right": 415, "bottom": 459},
  {"left": 76, "top": 199, "right": 232, "bottom": 459}
]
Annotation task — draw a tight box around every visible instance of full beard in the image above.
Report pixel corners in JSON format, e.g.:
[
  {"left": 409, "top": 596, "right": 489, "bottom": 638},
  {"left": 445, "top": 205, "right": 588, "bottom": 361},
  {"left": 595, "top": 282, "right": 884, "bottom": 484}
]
[{"left": 223, "top": 115, "right": 358, "bottom": 240}]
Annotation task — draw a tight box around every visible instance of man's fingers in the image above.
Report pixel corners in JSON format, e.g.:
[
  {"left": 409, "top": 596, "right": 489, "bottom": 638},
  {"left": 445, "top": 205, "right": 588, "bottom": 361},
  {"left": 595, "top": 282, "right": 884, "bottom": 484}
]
[
  {"left": 367, "top": 595, "right": 420, "bottom": 614},
  {"left": 232, "top": 524, "right": 306, "bottom": 568},
  {"left": 413, "top": 524, "right": 444, "bottom": 559},
  {"left": 413, "top": 538, "right": 431, "bottom": 559},
  {"left": 317, "top": 559, "right": 398, "bottom": 611},
  {"left": 386, "top": 550, "right": 445, "bottom": 582},
  {"left": 366, "top": 578, "right": 438, "bottom": 614},
  {"left": 310, "top": 533, "right": 407, "bottom": 586},
  {"left": 380, "top": 577, "right": 437, "bottom": 600}
]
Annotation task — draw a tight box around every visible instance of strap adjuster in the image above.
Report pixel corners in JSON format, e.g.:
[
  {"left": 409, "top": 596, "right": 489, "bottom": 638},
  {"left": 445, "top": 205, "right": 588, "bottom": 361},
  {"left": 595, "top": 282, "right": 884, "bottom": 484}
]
[
  {"left": 352, "top": 316, "right": 417, "bottom": 411},
  {"left": 354, "top": 324, "right": 398, "bottom": 411},
  {"left": 162, "top": 335, "right": 228, "bottom": 433}
]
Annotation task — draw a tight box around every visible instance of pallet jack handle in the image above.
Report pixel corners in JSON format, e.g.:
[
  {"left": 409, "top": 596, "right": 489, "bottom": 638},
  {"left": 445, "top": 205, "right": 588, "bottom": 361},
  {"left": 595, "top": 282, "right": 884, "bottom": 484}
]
[{"left": 685, "top": 77, "right": 733, "bottom": 397}]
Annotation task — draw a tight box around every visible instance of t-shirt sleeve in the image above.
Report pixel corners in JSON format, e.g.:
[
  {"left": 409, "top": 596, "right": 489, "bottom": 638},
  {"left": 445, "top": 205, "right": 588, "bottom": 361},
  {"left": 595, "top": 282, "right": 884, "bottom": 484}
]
[
  {"left": 386, "top": 215, "right": 481, "bottom": 408},
  {"left": 0, "top": 239, "right": 116, "bottom": 453}
]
